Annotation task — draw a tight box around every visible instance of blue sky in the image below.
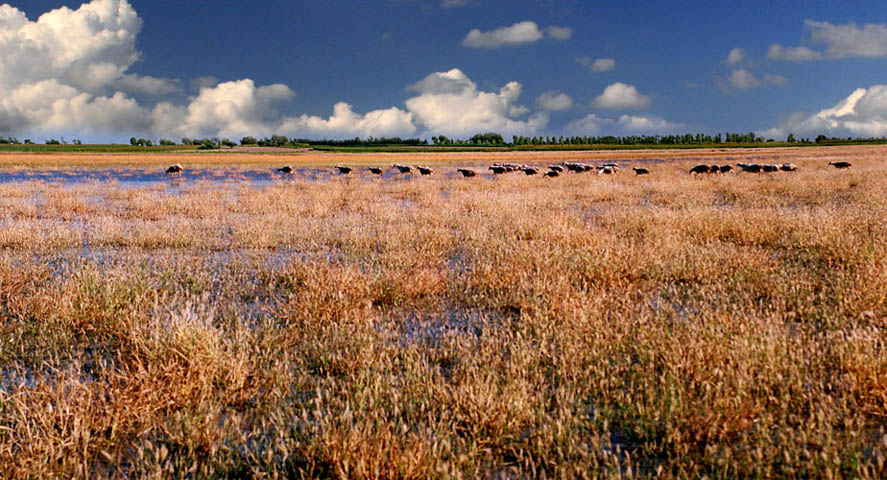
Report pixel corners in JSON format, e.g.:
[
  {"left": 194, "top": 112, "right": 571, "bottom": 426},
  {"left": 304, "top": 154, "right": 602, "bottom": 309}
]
[{"left": 2, "top": 0, "right": 887, "bottom": 142}]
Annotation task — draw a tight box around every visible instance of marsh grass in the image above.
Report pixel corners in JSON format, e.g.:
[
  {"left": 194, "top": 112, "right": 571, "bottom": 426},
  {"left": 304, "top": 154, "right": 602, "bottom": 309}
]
[{"left": 0, "top": 149, "right": 886, "bottom": 478}]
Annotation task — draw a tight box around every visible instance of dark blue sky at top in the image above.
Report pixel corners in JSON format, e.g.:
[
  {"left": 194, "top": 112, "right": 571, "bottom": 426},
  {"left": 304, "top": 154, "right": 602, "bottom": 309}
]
[{"left": 12, "top": 0, "right": 887, "bottom": 138}]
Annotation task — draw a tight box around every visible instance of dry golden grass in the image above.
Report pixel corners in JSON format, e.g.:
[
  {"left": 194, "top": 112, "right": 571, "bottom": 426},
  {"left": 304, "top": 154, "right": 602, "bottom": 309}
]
[{"left": 0, "top": 146, "right": 886, "bottom": 478}]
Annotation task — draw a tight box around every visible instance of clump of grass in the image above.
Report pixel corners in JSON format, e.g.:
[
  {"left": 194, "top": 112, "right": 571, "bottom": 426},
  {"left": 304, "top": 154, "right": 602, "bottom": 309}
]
[{"left": 1, "top": 148, "right": 886, "bottom": 477}]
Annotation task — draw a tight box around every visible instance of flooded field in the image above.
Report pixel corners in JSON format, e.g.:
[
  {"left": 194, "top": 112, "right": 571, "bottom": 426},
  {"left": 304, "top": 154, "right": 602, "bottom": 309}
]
[{"left": 1, "top": 146, "right": 886, "bottom": 478}]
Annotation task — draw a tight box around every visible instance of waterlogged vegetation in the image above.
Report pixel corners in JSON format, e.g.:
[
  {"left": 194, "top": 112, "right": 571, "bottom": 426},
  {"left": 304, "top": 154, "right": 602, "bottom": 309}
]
[{"left": 0, "top": 146, "right": 886, "bottom": 478}]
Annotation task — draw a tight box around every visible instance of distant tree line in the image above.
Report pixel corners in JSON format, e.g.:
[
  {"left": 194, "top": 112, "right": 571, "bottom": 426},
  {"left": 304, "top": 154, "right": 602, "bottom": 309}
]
[
  {"left": 432, "top": 133, "right": 505, "bottom": 145},
  {"left": 6, "top": 131, "right": 885, "bottom": 149},
  {"left": 808, "top": 134, "right": 887, "bottom": 144}
]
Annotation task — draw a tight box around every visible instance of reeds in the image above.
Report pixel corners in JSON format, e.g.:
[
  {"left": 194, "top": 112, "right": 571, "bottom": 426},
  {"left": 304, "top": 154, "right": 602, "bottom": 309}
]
[{"left": 0, "top": 149, "right": 886, "bottom": 478}]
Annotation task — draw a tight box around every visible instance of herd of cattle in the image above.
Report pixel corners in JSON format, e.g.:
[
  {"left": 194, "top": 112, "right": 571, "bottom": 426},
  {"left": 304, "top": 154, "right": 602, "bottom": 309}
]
[{"left": 164, "top": 160, "right": 854, "bottom": 177}]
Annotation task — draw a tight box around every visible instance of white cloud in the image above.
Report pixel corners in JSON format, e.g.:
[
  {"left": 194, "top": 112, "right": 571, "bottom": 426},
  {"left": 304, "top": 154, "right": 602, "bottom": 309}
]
[
  {"left": 0, "top": 2, "right": 553, "bottom": 140},
  {"left": 407, "top": 68, "right": 475, "bottom": 95},
  {"left": 766, "top": 44, "right": 823, "bottom": 61},
  {"left": 615, "top": 114, "right": 684, "bottom": 133},
  {"left": 806, "top": 20, "right": 887, "bottom": 58},
  {"left": 0, "top": 0, "right": 189, "bottom": 137},
  {"left": 535, "top": 91, "right": 573, "bottom": 111},
  {"left": 2, "top": 79, "right": 150, "bottom": 133},
  {"left": 728, "top": 69, "right": 761, "bottom": 90},
  {"left": 462, "top": 21, "right": 571, "bottom": 48},
  {"left": 567, "top": 113, "right": 683, "bottom": 135},
  {"left": 577, "top": 57, "right": 615, "bottom": 72},
  {"left": 170, "top": 79, "right": 294, "bottom": 138},
  {"left": 725, "top": 47, "right": 745, "bottom": 65},
  {"left": 0, "top": 0, "right": 177, "bottom": 135},
  {"left": 463, "top": 21, "right": 544, "bottom": 48},
  {"left": 404, "top": 68, "right": 548, "bottom": 136},
  {"left": 762, "top": 85, "right": 887, "bottom": 139},
  {"left": 545, "top": 26, "right": 573, "bottom": 41},
  {"left": 591, "top": 82, "right": 651, "bottom": 109},
  {"left": 719, "top": 69, "right": 788, "bottom": 92},
  {"left": 765, "top": 20, "right": 887, "bottom": 61},
  {"left": 279, "top": 102, "right": 415, "bottom": 138}
]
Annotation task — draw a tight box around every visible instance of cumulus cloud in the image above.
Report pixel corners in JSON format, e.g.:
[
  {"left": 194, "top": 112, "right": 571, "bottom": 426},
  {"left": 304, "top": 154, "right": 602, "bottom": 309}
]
[
  {"left": 3, "top": 79, "right": 150, "bottom": 133},
  {"left": 806, "top": 20, "right": 887, "bottom": 58},
  {"left": 766, "top": 44, "right": 823, "bottom": 61},
  {"left": 169, "top": 79, "right": 295, "bottom": 138},
  {"left": 0, "top": 1, "right": 553, "bottom": 140},
  {"left": 615, "top": 114, "right": 684, "bottom": 133},
  {"left": 0, "top": 0, "right": 186, "bottom": 136},
  {"left": 762, "top": 85, "right": 887, "bottom": 139},
  {"left": 567, "top": 113, "right": 683, "bottom": 135},
  {"left": 766, "top": 20, "right": 887, "bottom": 62},
  {"left": 462, "top": 21, "right": 572, "bottom": 48},
  {"left": 535, "top": 91, "right": 573, "bottom": 111},
  {"left": 404, "top": 68, "right": 548, "bottom": 136},
  {"left": 463, "top": 21, "right": 543, "bottom": 48},
  {"left": 0, "top": 0, "right": 187, "bottom": 136},
  {"left": 728, "top": 69, "right": 761, "bottom": 90},
  {"left": 577, "top": 57, "right": 615, "bottom": 72},
  {"left": 591, "top": 82, "right": 651, "bottom": 109},
  {"left": 719, "top": 69, "right": 789, "bottom": 92},
  {"left": 280, "top": 102, "right": 415, "bottom": 138},
  {"left": 725, "top": 48, "right": 745, "bottom": 65}
]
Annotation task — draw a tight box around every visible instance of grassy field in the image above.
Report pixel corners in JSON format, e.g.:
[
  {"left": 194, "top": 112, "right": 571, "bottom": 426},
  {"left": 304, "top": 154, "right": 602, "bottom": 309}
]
[{"left": 0, "top": 146, "right": 885, "bottom": 478}]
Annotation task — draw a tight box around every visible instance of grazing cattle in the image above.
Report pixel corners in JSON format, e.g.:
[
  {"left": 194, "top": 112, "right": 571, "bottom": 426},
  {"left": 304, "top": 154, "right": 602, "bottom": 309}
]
[
  {"left": 368, "top": 167, "right": 383, "bottom": 175},
  {"left": 489, "top": 165, "right": 507, "bottom": 174},
  {"left": 689, "top": 164, "right": 710, "bottom": 175},
  {"left": 457, "top": 168, "right": 476, "bottom": 178},
  {"left": 335, "top": 165, "right": 353, "bottom": 174},
  {"left": 417, "top": 166, "right": 433, "bottom": 176},
  {"left": 737, "top": 163, "right": 762, "bottom": 173},
  {"left": 523, "top": 166, "right": 539, "bottom": 175},
  {"left": 504, "top": 163, "right": 522, "bottom": 172},
  {"left": 548, "top": 165, "right": 564, "bottom": 172},
  {"left": 709, "top": 165, "right": 721, "bottom": 173},
  {"left": 719, "top": 165, "right": 733, "bottom": 174},
  {"left": 780, "top": 163, "right": 799, "bottom": 172},
  {"left": 829, "top": 161, "right": 852, "bottom": 169},
  {"left": 564, "top": 162, "right": 583, "bottom": 172},
  {"left": 632, "top": 167, "right": 649, "bottom": 175},
  {"left": 762, "top": 164, "right": 779, "bottom": 173},
  {"left": 544, "top": 170, "right": 559, "bottom": 178},
  {"left": 165, "top": 164, "right": 183, "bottom": 175},
  {"left": 598, "top": 166, "right": 616, "bottom": 175},
  {"left": 277, "top": 165, "right": 293, "bottom": 174},
  {"left": 394, "top": 164, "right": 412, "bottom": 174}
]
